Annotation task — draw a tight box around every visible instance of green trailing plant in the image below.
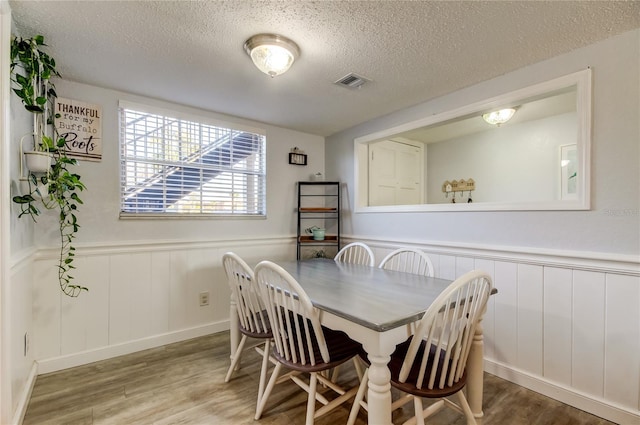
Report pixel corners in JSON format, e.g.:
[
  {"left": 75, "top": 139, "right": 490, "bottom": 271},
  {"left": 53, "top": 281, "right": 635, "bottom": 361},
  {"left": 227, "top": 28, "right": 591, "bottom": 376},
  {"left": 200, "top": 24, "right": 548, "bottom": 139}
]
[
  {"left": 10, "top": 35, "right": 58, "bottom": 151},
  {"left": 11, "top": 35, "right": 87, "bottom": 297}
]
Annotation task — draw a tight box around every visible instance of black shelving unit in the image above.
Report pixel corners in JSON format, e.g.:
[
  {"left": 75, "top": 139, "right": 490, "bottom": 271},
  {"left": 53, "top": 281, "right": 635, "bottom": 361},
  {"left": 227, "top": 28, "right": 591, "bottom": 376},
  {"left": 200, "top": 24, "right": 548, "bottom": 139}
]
[{"left": 296, "top": 181, "right": 341, "bottom": 260}]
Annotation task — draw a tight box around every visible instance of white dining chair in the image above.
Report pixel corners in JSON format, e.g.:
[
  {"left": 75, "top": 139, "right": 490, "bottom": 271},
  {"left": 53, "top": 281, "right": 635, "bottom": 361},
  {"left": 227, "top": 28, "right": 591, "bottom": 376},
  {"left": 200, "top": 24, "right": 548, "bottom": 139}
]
[
  {"left": 332, "top": 241, "right": 374, "bottom": 381},
  {"left": 222, "top": 252, "right": 273, "bottom": 407},
  {"left": 378, "top": 247, "right": 434, "bottom": 277},
  {"left": 347, "top": 270, "right": 493, "bottom": 425},
  {"left": 254, "top": 260, "right": 362, "bottom": 425},
  {"left": 334, "top": 242, "right": 375, "bottom": 267}
]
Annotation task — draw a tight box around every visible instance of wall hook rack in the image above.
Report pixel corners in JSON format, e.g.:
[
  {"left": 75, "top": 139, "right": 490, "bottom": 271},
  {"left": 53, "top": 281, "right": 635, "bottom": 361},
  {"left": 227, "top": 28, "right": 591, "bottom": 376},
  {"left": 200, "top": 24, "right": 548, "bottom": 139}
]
[{"left": 442, "top": 178, "right": 475, "bottom": 194}]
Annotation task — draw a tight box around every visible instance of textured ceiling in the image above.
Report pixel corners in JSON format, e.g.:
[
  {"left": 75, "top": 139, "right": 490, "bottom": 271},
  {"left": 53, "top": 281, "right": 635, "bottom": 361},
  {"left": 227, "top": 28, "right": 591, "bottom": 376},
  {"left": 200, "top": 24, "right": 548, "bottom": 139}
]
[{"left": 8, "top": 1, "right": 640, "bottom": 136}]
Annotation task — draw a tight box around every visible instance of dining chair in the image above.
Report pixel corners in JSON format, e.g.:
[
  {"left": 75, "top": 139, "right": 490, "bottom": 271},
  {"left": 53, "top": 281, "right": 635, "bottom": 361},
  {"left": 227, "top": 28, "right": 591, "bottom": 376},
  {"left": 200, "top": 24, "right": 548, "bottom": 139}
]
[
  {"left": 222, "top": 252, "right": 273, "bottom": 406},
  {"left": 378, "top": 247, "right": 434, "bottom": 277},
  {"left": 334, "top": 242, "right": 375, "bottom": 266},
  {"left": 254, "top": 260, "right": 362, "bottom": 425},
  {"left": 332, "top": 241, "right": 374, "bottom": 381},
  {"left": 347, "top": 270, "right": 493, "bottom": 425}
]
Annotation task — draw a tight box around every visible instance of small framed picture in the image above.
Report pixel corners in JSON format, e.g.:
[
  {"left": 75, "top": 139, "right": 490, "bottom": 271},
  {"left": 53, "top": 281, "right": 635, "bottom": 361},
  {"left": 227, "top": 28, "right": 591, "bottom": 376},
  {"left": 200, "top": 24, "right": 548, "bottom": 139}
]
[{"left": 289, "top": 152, "right": 307, "bottom": 166}]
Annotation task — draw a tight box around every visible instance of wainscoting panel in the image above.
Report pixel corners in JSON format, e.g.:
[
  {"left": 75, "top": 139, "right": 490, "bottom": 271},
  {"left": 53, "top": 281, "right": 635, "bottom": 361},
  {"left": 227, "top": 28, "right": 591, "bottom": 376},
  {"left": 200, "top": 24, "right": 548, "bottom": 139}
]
[
  {"left": 32, "top": 238, "right": 295, "bottom": 374},
  {"left": 492, "top": 261, "right": 518, "bottom": 367},
  {"left": 473, "top": 258, "right": 496, "bottom": 360},
  {"left": 543, "top": 267, "right": 573, "bottom": 387},
  {"left": 33, "top": 258, "right": 61, "bottom": 361},
  {"left": 151, "top": 251, "right": 172, "bottom": 336},
  {"left": 61, "top": 255, "right": 110, "bottom": 355},
  {"left": 357, "top": 237, "right": 639, "bottom": 424},
  {"left": 572, "top": 270, "right": 606, "bottom": 397},
  {"left": 517, "top": 264, "right": 544, "bottom": 376},
  {"left": 8, "top": 253, "right": 36, "bottom": 425},
  {"left": 110, "top": 252, "right": 153, "bottom": 345},
  {"left": 604, "top": 273, "right": 640, "bottom": 410},
  {"left": 21, "top": 236, "right": 640, "bottom": 423}
]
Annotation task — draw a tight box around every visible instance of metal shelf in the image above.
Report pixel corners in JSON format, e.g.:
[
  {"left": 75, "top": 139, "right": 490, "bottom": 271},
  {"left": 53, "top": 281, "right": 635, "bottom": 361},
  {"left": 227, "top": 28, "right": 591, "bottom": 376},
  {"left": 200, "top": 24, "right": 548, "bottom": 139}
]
[{"left": 296, "top": 182, "right": 340, "bottom": 260}]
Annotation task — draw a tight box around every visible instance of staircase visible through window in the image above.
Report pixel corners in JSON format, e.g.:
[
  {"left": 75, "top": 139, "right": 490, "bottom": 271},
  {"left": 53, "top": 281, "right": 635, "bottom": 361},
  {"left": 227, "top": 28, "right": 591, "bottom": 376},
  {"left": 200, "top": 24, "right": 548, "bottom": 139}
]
[{"left": 119, "top": 103, "right": 266, "bottom": 216}]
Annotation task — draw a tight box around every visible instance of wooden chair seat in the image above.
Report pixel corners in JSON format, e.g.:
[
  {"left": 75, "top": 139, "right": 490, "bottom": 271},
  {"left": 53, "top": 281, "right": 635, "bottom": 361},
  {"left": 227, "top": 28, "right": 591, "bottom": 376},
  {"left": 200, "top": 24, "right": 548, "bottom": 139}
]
[
  {"left": 355, "top": 337, "right": 465, "bottom": 398},
  {"left": 388, "top": 337, "right": 466, "bottom": 398},
  {"left": 238, "top": 311, "right": 272, "bottom": 339},
  {"left": 273, "top": 318, "right": 361, "bottom": 373}
]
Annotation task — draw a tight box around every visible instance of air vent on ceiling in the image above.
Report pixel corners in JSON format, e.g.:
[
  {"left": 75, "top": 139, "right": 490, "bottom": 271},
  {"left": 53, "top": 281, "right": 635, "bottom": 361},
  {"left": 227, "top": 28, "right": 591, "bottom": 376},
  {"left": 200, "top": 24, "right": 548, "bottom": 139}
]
[{"left": 334, "top": 73, "right": 370, "bottom": 89}]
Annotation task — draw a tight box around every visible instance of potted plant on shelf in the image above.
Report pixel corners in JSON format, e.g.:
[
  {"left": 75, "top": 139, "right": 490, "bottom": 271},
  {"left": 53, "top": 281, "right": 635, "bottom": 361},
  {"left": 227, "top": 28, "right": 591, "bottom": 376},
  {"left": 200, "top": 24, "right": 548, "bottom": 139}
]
[{"left": 11, "top": 35, "right": 88, "bottom": 297}]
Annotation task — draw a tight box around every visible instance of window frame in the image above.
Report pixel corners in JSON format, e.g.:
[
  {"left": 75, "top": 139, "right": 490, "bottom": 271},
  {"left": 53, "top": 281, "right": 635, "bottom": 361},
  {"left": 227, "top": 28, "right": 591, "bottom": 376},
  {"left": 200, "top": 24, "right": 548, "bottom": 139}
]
[{"left": 118, "top": 100, "right": 267, "bottom": 219}]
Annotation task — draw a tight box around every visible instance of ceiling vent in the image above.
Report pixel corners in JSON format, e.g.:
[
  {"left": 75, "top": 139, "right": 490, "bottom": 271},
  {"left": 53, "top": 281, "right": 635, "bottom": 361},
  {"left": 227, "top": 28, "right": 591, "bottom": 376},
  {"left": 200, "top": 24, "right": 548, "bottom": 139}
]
[{"left": 334, "top": 73, "right": 370, "bottom": 89}]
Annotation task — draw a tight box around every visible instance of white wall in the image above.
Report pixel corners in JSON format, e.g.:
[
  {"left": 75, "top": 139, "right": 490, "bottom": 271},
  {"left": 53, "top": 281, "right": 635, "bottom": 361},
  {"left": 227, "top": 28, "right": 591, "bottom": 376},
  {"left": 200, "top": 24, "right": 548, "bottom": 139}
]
[
  {"left": 325, "top": 29, "right": 640, "bottom": 423},
  {"left": 7, "top": 79, "right": 325, "bottom": 423},
  {"left": 327, "top": 29, "right": 640, "bottom": 256},
  {"left": 4, "top": 9, "right": 37, "bottom": 425},
  {"left": 21, "top": 80, "right": 325, "bottom": 359},
  {"left": 30, "top": 80, "right": 325, "bottom": 247}
]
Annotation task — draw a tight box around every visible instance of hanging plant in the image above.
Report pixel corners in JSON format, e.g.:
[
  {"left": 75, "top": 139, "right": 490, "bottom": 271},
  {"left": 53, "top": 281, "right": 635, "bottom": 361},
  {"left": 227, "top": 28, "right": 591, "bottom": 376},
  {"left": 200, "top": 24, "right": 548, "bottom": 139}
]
[{"left": 11, "top": 35, "right": 87, "bottom": 297}]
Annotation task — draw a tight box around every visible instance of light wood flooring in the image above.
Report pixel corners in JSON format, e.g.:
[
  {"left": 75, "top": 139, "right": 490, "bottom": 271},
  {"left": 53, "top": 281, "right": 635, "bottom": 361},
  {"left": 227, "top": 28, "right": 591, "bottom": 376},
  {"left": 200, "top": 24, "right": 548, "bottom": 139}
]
[{"left": 23, "top": 332, "right": 617, "bottom": 425}]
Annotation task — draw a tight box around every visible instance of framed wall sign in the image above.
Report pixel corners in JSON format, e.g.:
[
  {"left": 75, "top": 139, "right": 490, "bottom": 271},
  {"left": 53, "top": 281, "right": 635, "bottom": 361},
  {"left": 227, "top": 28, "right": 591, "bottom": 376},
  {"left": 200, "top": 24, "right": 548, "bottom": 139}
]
[
  {"left": 54, "top": 97, "right": 102, "bottom": 161},
  {"left": 289, "top": 152, "right": 307, "bottom": 165}
]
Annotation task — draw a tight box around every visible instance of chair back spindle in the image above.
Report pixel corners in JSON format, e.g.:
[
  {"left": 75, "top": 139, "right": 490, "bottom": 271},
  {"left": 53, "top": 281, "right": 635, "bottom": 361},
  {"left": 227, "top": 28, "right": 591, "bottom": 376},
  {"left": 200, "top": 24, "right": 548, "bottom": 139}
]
[
  {"left": 334, "top": 242, "right": 375, "bottom": 267},
  {"left": 399, "top": 270, "right": 492, "bottom": 391},
  {"left": 255, "top": 261, "right": 329, "bottom": 366},
  {"left": 378, "top": 247, "right": 434, "bottom": 277},
  {"left": 222, "top": 253, "right": 269, "bottom": 334}
]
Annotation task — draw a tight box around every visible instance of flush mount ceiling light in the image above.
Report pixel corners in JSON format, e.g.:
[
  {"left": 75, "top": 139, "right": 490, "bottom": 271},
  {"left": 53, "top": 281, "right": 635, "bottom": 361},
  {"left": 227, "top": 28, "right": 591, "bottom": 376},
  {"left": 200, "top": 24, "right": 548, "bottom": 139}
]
[
  {"left": 482, "top": 108, "right": 517, "bottom": 126},
  {"left": 244, "top": 33, "right": 300, "bottom": 77}
]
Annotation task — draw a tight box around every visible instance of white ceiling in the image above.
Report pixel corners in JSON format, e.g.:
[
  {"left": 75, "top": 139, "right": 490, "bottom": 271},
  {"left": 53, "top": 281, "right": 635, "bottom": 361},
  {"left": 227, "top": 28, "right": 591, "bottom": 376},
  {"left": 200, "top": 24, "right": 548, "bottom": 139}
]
[{"left": 8, "top": 1, "right": 640, "bottom": 137}]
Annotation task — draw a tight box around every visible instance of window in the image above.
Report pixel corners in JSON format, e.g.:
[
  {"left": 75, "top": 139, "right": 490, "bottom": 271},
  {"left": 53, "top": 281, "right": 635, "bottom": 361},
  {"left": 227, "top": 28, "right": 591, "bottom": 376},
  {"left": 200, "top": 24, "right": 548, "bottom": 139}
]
[{"left": 119, "top": 102, "right": 266, "bottom": 217}]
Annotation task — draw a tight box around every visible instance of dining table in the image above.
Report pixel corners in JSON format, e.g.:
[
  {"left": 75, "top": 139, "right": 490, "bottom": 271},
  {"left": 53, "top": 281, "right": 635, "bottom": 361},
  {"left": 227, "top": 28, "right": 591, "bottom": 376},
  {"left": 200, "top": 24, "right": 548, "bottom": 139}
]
[{"left": 228, "top": 258, "right": 490, "bottom": 425}]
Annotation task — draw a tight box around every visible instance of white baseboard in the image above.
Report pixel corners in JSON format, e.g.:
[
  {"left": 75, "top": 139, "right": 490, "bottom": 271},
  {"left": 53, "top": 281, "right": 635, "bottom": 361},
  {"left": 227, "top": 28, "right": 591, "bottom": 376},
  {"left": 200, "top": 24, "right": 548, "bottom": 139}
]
[
  {"left": 37, "top": 320, "right": 230, "bottom": 375},
  {"left": 12, "top": 362, "right": 37, "bottom": 425},
  {"left": 485, "top": 359, "right": 640, "bottom": 425}
]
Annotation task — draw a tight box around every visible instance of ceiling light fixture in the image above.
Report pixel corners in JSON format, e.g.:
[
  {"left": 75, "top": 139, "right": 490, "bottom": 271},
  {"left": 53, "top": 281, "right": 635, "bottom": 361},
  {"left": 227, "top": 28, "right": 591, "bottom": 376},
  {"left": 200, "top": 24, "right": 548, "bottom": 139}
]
[
  {"left": 482, "top": 108, "right": 517, "bottom": 126},
  {"left": 244, "top": 34, "right": 300, "bottom": 77}
]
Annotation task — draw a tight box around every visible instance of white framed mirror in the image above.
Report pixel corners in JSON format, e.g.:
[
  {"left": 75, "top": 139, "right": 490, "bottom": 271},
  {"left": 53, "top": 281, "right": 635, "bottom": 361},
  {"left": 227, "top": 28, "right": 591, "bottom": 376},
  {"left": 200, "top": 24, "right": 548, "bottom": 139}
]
[{"left": 354, "top": 69, "right": 591, "bottom": 212}]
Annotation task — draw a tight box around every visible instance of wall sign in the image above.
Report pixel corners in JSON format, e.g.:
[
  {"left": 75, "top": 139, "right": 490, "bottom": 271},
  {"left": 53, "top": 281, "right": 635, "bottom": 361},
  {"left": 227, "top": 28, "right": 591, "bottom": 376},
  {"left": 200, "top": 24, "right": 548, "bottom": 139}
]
[
  {"left": 54, "top": 97, "right": 102, "bottom": 161},
  {"left": 289, "top": 147, "right": 307, "bottom": 165}
]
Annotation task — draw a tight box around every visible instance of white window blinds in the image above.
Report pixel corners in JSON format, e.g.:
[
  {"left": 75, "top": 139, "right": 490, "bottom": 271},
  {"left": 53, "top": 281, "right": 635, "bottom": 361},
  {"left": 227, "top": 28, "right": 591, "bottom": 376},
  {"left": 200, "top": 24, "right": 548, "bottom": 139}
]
[{"left": 119, "top": 103, "right": 266, "bottom": 217}]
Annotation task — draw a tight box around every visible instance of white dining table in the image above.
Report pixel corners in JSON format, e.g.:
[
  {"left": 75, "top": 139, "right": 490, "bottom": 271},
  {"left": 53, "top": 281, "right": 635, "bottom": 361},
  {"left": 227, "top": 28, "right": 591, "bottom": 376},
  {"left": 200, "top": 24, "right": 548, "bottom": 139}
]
[{"left": 229, "top": 258, "right": 489, "bottom": 425}]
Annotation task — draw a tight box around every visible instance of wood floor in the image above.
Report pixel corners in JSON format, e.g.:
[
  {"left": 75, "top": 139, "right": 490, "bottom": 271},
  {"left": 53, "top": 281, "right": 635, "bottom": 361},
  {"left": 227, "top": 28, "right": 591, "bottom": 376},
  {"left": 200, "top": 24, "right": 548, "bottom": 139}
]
[{"left": 23, "top": 332, "right": 616, "bottom": 425}]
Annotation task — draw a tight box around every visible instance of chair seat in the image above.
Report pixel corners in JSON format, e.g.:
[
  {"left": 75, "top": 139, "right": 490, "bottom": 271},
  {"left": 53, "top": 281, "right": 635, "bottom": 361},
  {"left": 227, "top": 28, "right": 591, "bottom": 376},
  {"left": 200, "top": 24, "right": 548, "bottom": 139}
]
[
  {"left": 388, "top": 337, "right": 467, "bottom": 398},
  {"left": 274, "top": 317, "right": 361, "bottom": 373},
  {"left": 239, "top": 310, "right": 273, "bottom": 339}
]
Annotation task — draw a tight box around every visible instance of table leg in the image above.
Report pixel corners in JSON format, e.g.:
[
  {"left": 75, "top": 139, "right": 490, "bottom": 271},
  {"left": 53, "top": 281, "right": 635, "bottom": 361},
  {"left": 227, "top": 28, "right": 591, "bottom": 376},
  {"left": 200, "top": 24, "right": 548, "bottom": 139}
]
[
  {"left": 365, "top": 352, "right": 393, "bottom": 425},
  {"left": 229, "top": 294, "right": 240, "bottom": 364},
  {"left": 321, "top": 312, "right": 406, "bottom": 425},
  {"left": 467, "top": 317, "right": 485, "bottom": 425}
]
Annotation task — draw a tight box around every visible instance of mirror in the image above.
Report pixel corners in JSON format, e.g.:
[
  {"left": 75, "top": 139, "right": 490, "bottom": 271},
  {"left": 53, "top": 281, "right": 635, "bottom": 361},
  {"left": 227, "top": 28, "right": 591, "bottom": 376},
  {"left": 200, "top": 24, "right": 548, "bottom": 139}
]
[{"left": 354, "top": 69, "right": 591, "bottom": 212}]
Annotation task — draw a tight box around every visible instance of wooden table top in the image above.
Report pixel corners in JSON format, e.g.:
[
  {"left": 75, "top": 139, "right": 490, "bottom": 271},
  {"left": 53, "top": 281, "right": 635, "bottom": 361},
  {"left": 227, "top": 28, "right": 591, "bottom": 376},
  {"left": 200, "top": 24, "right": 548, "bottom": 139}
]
[{"left": 275, "top": 258, "right": 454, "bottom": 332}]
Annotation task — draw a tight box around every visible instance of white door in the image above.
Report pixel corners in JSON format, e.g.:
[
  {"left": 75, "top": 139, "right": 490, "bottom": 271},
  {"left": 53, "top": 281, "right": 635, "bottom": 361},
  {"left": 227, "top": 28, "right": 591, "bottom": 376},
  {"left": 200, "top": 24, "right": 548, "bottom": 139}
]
[{"left": 369, "top": 139, "right": 423, "bottom": 206}]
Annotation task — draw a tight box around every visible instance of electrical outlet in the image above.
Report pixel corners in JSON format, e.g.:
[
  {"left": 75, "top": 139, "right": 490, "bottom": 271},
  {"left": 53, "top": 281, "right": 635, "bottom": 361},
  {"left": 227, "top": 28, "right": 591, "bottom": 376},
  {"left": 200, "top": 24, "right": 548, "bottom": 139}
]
[
  {"left": 199, "top": 291, "right": 210, "bottom": 306},
  {"left": 24, "top": 332, "right": 29, "bottom": 356}
]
